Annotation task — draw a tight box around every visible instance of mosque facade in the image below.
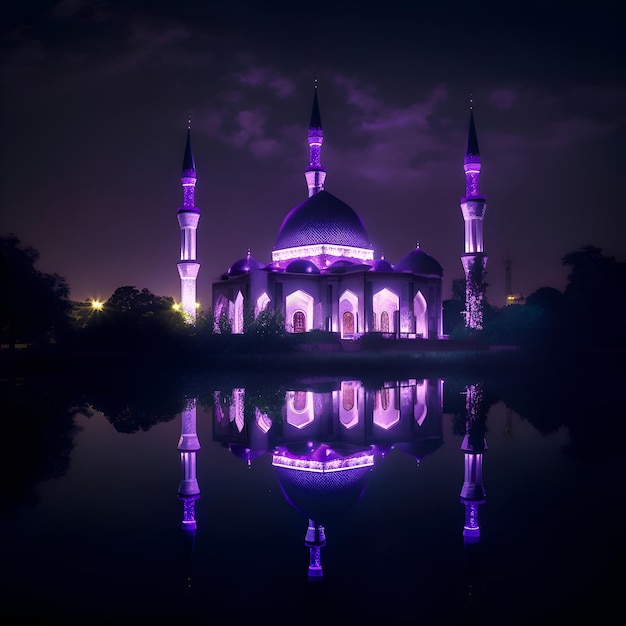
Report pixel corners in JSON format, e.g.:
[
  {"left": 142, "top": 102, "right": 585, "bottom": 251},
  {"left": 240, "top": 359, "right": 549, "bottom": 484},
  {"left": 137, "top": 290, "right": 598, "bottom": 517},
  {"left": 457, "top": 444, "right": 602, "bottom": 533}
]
[{"left": 175, "top": 87, "right": 486, "bottom": 336}]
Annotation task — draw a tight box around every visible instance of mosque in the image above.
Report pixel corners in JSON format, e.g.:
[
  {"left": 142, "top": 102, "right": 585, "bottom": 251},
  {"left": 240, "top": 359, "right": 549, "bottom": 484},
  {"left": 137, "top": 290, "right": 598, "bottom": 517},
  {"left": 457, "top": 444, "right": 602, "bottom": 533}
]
[{"left": 175, "top": 86, "right": 487, "bottom": 336}]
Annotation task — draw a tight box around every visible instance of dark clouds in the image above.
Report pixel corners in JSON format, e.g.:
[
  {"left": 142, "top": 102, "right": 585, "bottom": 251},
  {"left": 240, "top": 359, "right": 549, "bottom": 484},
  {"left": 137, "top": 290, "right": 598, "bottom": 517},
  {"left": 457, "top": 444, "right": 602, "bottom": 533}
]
[{"left": 1, "top": 0, "right": 624, "bottom": 308}]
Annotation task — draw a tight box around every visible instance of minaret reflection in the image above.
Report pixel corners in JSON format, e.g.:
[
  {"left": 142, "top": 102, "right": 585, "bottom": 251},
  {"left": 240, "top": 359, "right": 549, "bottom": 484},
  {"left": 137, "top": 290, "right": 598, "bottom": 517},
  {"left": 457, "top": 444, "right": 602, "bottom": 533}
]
[
  {"left": 177, "top": 398, "right": 200, "bottom": 592},
  {"left": 305, "top": 519, "right": 326, "bottom": 582},
  {"left": 460, "top": 383, "right": 487, "bottom": 610}
]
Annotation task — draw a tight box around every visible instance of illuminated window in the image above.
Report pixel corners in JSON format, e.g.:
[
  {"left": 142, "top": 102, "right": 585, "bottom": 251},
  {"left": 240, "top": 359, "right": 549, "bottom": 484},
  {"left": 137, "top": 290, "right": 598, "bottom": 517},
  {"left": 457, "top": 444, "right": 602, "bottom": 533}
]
[
  {"left": 293, "top": 310, "right": 306, "bottom": 333},
  {"left": 293, "top": 391, "right": 307, "bottom": 411},
  {"left": 342, "top": 386, "right": 355, "bottom": 411},
  {"left": 343, "top": 311, "right": 355, "bottom": 334},
  {"left": 381, "top": 310, "right": 390, "bottom": 333},
  {"left": 381, "top": 388, "right": 390, "bottom": 410}
]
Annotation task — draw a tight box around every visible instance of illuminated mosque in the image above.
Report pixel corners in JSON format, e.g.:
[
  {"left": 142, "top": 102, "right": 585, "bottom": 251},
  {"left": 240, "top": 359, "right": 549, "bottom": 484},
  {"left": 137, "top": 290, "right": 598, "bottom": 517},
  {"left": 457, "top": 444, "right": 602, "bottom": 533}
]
[{"left": 176, "top": 86, "right": 487, "bottom": 335}]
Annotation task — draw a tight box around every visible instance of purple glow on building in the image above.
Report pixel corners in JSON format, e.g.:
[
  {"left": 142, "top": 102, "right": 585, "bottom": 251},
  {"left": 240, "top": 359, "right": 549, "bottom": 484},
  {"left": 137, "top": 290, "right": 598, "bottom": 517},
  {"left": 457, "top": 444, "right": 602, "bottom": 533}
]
[
  {"left": 460, "top": 383, "right": 487, "bottom": 544},
  {"left": 463, "top": 502, "right": 481, "bottom": 541},
  {"left": 460, "top": 109, "right": 487, "bottom": 330},
  {"left": 305, "top": 83, "right": 326, "bottom": 197},
  {"left": 180, "top": 496, "right": 199, "bottom": 532},
  {"left": 305, "top": 519, "right": 326, "bottom": 581},
  {"left": 176, "top": 128, "right": 200, "bottom": 322},
  {"left": 272, "top": 447, "right": 375, "bottom": 472},
  {"left": 178, "top": 398, "right": 200, "bottom": 533}
]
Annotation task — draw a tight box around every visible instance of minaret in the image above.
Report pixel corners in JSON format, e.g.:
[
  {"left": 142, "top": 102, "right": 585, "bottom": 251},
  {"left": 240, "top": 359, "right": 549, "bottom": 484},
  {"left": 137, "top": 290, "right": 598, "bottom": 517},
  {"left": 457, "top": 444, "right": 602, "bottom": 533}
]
[
  {"left": 304, "top": 80, "right": 326, "bottom": 197},
  {"left": 177, "top": 119, "right": 200, "bottom": 323},
  {"left": 460, "top": 103, "right": 488, "bottom": 330},
  {"left": 304, "top": 518, "right": 326, "bottom": 582},
  {"left": 177, "top": 398, "right": 201, "bottom": 593}
]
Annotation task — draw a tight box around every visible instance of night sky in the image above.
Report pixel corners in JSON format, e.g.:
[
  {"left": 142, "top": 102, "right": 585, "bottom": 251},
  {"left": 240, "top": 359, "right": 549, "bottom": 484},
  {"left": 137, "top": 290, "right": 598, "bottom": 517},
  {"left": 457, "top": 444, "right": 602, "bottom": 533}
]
[{"left": 1, "top": 0, "right": 623, "bottom": 309}]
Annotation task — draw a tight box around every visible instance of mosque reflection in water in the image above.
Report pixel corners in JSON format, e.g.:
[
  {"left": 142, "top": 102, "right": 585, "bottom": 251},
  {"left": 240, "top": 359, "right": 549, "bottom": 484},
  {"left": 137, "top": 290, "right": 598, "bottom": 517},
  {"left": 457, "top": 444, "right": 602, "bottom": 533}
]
[{"left": 176, "top": 378, "right": 487, "bottom": 582}]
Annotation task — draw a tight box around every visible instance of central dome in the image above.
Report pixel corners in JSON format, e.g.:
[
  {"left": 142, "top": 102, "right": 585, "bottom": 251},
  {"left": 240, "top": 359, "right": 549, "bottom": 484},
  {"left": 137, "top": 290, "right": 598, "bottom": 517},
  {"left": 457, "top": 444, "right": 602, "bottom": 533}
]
[{"left": 274, "top": 190, "right": 370, "bottom": 251}]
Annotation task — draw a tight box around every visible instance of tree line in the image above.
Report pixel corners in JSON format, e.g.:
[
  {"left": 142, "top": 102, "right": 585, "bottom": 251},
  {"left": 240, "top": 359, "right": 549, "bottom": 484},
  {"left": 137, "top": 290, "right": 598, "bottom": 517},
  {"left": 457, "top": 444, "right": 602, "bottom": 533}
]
[{"left": 2, "top": 233, "right": 625, "bottom": 356}]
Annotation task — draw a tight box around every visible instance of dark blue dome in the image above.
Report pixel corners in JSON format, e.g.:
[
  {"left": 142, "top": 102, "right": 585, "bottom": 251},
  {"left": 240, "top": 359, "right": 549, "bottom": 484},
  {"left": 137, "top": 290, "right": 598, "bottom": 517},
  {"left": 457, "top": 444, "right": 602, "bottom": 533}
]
[
  {"left": 286, "top": 259, "right": 320, "bottom": 274},
  {"left": 227, "top": 251, "right": 265, "bottom": 276},
  {"left": 394, "top": 247, "right": 443, "bottom": 276},
  {"left": 326, "top": 260, "right": 356, "bottom": 273},
  {"left": 275, "top": 190, "right": 370, "bottom": 250},
  {"left": 371, "top": 257, "right": 394, "bottom": 272}
]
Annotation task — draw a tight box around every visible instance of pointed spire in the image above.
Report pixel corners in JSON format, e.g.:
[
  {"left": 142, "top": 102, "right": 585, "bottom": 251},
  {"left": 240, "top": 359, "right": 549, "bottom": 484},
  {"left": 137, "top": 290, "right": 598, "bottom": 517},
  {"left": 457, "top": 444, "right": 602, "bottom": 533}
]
[
  {"left": 310, "top": 76, "right": 322, "bottom": 130},
  {"left": 463, "top": 99, "right": 482, "bottom": 197},
  {"left": 305, "top": 77, "right": 326, "bottom": 197},
  {"left": 182, "top": 117, "right": 196, "bottom": 176},
  {"left": 466, "top": 111, "right": 480, "bottom": 158}
]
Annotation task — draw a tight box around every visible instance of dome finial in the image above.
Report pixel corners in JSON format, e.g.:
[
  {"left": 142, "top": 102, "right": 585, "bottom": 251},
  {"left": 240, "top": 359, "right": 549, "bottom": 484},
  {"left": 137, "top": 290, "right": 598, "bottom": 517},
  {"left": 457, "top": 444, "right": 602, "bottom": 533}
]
[
  {"left": 469, "top": 93, "right": 473, "bottom": 111},
  {"left": 188, "top": 114, "right": 192, "bottom": 130}
]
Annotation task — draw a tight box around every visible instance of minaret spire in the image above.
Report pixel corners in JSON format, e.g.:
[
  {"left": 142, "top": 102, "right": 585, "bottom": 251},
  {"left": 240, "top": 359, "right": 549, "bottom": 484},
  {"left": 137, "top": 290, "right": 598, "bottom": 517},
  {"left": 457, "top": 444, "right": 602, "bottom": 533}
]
[
  {"left": 177, "top": 118, "right": 200, "bottom": 322},
  {"left": 460, "top": 101, "right": 488, "bottom": 330},
  {"left": 304, "top": 78, "right": 326, "bottom": 197}
]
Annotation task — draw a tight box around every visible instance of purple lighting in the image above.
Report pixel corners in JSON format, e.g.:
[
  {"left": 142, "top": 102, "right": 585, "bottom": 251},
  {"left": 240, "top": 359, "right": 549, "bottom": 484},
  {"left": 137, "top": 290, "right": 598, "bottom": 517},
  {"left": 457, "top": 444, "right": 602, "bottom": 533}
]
[
  {"left": 305, "top": 519, "right": 326, "bottom": 581},
  {"left": 272, "top": 447, "right": 375, "bottom": 472}
]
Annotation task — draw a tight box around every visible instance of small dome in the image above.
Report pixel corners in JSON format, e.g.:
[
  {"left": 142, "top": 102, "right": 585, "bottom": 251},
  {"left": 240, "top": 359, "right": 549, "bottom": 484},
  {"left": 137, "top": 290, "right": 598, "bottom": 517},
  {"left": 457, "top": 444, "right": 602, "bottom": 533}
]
[
  {"left": 227, "top": 250, "right": 265, "bottom": 276},
  {"left": 326, "top": 260, "right": 356, "bottom": 274},
  {"left": 286, "top": 259, "right": 320, "bottom": 274},
  {"left": 262, "top": 261, "right": 282, "bottom": 272},
  {"left": 395, "top": 247, "right": 443, "bottom": 276},
  {"left": 274, "top": 190, "right": 370, "bottom": 251},
  {"left": 371, "top": 256, "right": 394, "bottom": 272}
]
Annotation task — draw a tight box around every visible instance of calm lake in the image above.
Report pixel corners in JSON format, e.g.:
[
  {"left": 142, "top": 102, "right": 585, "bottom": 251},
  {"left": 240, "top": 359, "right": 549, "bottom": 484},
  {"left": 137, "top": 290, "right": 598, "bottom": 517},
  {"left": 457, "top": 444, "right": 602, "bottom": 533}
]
[{"left": 2, "top": 355, "right": 624, "bottom": 624}]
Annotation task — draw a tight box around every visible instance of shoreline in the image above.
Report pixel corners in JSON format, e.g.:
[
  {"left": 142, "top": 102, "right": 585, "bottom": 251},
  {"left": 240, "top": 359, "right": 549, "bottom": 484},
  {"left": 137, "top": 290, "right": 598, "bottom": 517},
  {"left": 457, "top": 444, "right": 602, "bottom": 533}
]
[{"left": 1, "top": 341, "right": 619, "bottom": 381}]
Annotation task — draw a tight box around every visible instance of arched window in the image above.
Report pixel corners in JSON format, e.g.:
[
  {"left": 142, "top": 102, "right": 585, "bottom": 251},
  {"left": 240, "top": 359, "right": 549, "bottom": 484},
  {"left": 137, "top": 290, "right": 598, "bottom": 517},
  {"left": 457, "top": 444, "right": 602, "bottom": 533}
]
[
  {"left": 293, "top": 310, "right": 306, "bottom": 333},
  {"left": 293, "top": 391, "right": 307, "bottom": 411},
  {"left": 380, "top": 388, "right": 390, "bottom": 410},
  {"left": 381, "top": 310, "right": 390, "bottom": 333},
  {"left": 342, "top": 386, "right": 355, "bottom": 411},
  {"left": 343, "top": 311, "right": 355, "bottom": 334}
]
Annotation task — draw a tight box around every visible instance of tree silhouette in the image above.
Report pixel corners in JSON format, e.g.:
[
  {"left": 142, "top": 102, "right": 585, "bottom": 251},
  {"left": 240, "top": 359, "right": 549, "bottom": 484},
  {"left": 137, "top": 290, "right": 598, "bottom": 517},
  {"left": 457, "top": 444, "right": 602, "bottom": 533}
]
[
  {"left": 0, "top": 234, "right": 72, "bottom": 348},
  {"left": 561, "top": 245, "right": 626, "bottom": 349}
]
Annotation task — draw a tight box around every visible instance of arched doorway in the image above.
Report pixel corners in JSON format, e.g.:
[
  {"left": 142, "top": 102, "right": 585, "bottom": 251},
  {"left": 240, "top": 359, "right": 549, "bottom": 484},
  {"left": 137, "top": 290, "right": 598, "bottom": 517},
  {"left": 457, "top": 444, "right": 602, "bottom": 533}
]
[
  {"left": 343, "top": 310, "right": 355, "bottom": 334},
  {"left": 293, "top": 310, "right": 306, "bottom": 333}
]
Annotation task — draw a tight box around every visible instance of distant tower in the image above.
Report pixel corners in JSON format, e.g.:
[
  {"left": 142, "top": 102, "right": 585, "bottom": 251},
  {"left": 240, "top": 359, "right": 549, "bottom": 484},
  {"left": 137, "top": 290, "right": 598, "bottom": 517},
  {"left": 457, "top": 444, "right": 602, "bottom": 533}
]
[
  {"left": 177, "top": 121, "right": 200, "bottom": 322},
  {"left": 504, "top": 258, "right": 525, "bottom": 306},
  {"left": 304, "top": 80, "right": 326, "bottom": 197},
  {"left": 460, "top": 104, "right": 488, "bottom": 330}
]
